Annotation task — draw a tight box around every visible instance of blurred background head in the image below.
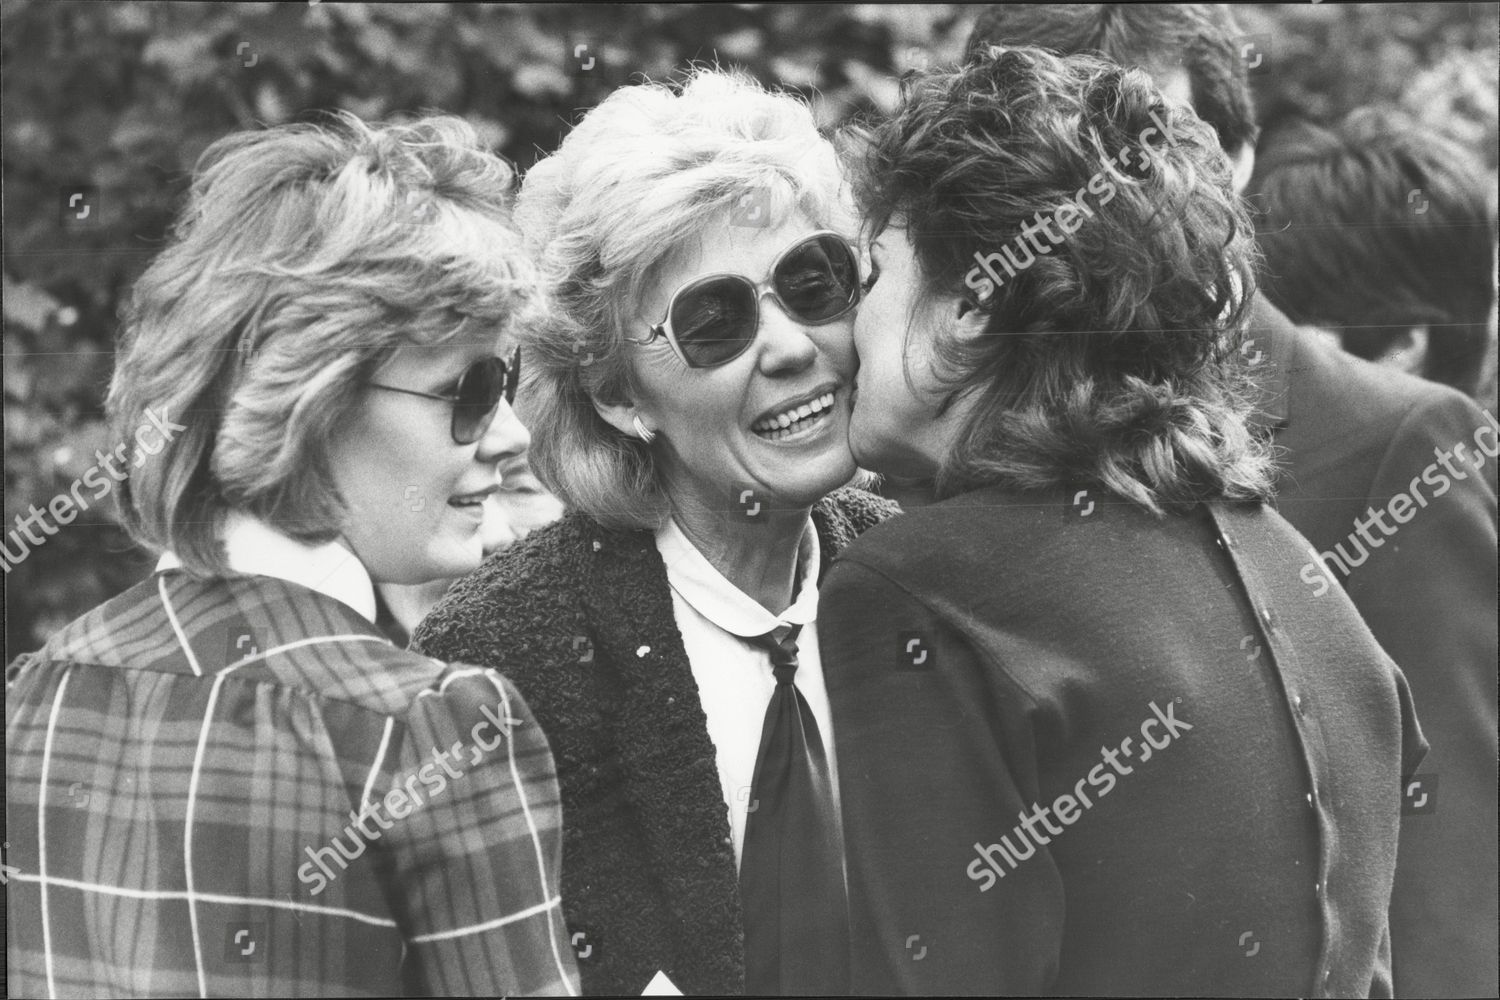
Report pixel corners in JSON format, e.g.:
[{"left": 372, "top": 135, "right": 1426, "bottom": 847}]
[
  {"left": 1244, "top": 107, "right": 1497, "bottom": 399},
  {"left": 966, "top": 3, "right": 1260, "bottom": 192}
]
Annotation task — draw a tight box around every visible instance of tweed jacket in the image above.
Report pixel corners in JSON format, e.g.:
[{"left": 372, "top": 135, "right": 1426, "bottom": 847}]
[
  {"left": 5, "top": 570, "right": 578, "bottom": 998},
  {"left": 820, "top": 488, "right": 1428, "bottom": 997},
  {"left": 411, "top": 486, "right": 900, "bottom": 996},
  {"left": 1245, "top": 298, "right": 1499, "bottom": 997}
]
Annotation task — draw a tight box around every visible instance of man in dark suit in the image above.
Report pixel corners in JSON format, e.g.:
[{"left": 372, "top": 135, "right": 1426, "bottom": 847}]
[{"left": 967, "top": 7, "right": 1498, "bottom": 995}]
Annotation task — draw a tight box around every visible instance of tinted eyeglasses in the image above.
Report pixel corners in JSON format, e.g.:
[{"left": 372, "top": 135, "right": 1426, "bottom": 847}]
[
  {"left": 369, "top": 346, "right": 520, "bottom": 445},
  {"left": 627, "top": 230, "right": 861, "bottom": 368}
]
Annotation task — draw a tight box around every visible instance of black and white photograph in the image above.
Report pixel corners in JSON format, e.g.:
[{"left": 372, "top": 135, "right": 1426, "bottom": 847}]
[{"left": 3, "top": 2, "right": 1497, "bottom": 997}]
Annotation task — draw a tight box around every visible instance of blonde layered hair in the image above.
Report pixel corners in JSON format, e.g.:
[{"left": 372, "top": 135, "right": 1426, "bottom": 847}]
[
  {"left": 514, "top": 68, "right": 852, "bottom": 530},
  {"left": 108, "top": 111, "right": 536, "bottom": 575}
]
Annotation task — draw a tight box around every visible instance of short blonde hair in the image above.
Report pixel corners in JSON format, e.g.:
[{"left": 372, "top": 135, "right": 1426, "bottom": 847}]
[
  {"left": 108, "top": 111, "right": 536, "bottom": 575},
  {"left": 515, "top": 68, "right": 852, "bottom": 530}
]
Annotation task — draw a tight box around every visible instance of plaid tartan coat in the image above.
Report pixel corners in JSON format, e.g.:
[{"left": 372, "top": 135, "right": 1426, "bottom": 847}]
[{"left": 5, "top": 567, "right": 580, "bottom": 998}]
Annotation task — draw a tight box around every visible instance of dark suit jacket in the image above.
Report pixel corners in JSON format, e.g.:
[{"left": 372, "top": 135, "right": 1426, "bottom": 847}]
[
  {"left": 411, "top": 486, "right": 899, "bottom": 996},
  {"left": 820, "top": 488, "right": 1427, "bottom": 997},
  {"left": 1245, "top": 299, "right": 1499, "bottom": 998}
]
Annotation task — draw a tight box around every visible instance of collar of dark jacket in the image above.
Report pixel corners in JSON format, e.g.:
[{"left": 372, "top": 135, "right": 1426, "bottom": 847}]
[
  {"left": 1244, "top": 294, "right": 1296, "bottom": 434},
  {"left": 579, "top": 485, "right": 900, "bottom": 582}
]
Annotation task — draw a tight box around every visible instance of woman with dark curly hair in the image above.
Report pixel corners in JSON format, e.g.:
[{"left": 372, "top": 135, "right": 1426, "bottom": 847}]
[{"left": 819, "top": 46, "right": 1427, "bottom": 996}]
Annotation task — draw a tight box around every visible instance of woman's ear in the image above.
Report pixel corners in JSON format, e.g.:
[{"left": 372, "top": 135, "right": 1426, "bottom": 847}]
[
  {"left": 949, "top": 292, "right": 990, "bottom": 346},
  {"left": 591, "top": 394, "right": 642, "bottom": 439},
  {"left": 591, "top": 375, "right": 662, "bottom": 441}
]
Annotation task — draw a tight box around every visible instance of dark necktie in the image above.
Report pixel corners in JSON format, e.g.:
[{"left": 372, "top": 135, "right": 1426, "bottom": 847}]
[{"left": 739, "top": 622, "right": 851, "bottom": 995}]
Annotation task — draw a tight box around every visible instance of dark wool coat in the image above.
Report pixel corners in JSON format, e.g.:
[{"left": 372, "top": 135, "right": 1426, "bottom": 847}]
[
  {"left": 820, "top": 489, "right": 1429, "bottom": 998},
  {"left": 1246, "top": 298, "right": 1499, "bottom": 997},
  {"left": 411, "top": 486, "right": 899, "bottom": 996}
]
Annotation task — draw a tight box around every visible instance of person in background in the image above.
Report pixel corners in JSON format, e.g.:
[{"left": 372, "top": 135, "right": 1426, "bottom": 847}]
[
  {"left": 970, "top": 3, "right": 1261, "bottom": 191},
  {"left": 1244, "top": 107, "right": 1496, "bottom": 399},
  {"left": 413, "top": 68, "right": 898, "bottom": 996},
  {"left": 967, "top": 7, "right": 1499, "bottom": 995},
  {"left": 4, "top": 112, "right": 577, "bottom": 997},
  {"left": 823, "top": 45, "right": 1426, "bottom": 996},
  {"left": 483, "top": 446, "right": 569, "bottom": 550}
]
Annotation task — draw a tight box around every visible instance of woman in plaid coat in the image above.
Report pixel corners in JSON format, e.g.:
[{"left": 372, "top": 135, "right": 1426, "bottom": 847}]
[{"left": 5, "top": 113, "right": 578, "bottom": 997}]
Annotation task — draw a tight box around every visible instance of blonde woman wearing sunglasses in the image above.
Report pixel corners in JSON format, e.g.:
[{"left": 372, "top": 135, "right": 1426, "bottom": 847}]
[
  {"left": 413, "top": 68, "right": 898, "bottom": 996},
  {"left": 4, "top": 113, "right": 577, "bottom": 997}
]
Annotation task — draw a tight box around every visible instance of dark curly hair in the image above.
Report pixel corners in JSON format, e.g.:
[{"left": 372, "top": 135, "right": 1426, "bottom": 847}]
[{"left": 844, "top": 45, "right": 1273, "bottom": 513}]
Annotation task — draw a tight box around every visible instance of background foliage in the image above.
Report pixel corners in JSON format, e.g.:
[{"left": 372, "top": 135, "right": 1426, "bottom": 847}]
[{"left": 4, "top": 1, "right": 1497, "bottom": 653}]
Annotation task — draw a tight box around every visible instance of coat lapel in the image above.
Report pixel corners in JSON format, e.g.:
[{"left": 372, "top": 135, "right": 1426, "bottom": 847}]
[
  {"left": 572, "top": 490, "right": 896, "bottom": 993},
  {"left": 1244, "top": 295, "right": 1295, "bottom": 435},
  {"left": 580, "top": 524, "right": 746, "bottom": 993}
]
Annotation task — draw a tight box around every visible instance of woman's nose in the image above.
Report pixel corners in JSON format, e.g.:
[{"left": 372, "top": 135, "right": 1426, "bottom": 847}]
[
  {"left": 475, "top": 400, "right": 532, "bottom": 466},
  {"left": 755, "top": 292, "right": 819, "bottom": 373}
]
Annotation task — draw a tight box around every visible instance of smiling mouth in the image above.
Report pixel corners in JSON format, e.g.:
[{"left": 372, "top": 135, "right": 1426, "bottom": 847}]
[
  {"left": 448, "top": 488, "right": 497, "bottom": 510},
  {"left": 752, "top": 390, "right": 837, "bottom": 441}
]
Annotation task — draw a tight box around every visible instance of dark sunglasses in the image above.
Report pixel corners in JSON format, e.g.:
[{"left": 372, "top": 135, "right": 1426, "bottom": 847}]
[
  {"left": 626, "top": 230, "right": 861, "bottom": 368},
  {"left": 368, "top": 346, "right": 520, "bottom": 445}
]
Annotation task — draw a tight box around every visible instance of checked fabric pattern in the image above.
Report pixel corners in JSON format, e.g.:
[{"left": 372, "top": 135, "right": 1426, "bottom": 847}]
[{"left": 5, "top": 569, "right": 579, "bottom": 998}]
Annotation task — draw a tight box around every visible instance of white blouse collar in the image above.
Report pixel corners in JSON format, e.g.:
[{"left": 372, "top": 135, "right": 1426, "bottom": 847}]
[
  {"left": 655, "top": 515, "right": 821, "bottom": 638},
  {"left": 155, "top": 510, "right": 378, "bottom": 623}
]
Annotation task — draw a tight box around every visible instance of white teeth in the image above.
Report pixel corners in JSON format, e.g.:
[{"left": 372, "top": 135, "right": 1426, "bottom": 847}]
[{"left": 753, "top": 391, "right": 837, "bottom": 434}]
